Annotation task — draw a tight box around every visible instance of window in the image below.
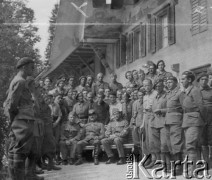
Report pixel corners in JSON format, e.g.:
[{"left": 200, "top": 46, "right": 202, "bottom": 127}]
[
  {"left": 116, "top": 34, "right": 127, "bottom": 68},
  {"left": 133, "top": 27, "right": 141, "bottom": 60},
  {"left": 190, "top": 0, "right": 208, "bottom": 36},
  {"left": 148, "top": 4, "right": 176, "bottom": 53},
  {"left": 126, "top": 32, "right": 134, "bottom": 63}
]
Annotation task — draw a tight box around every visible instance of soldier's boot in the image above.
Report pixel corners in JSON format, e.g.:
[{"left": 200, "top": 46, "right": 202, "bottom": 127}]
[
  {"left": 68, "top": 158, "right": 75, "bottom": 165},
  {"left": 25, "top": 155, "right": 44, "bottom": 180},
  {"left": 8, "top": 153, "right": 15, "bottom": 180},
  {"left": 184, "top": 151, "right": 197, "bottom": 179},
  {"left": 209, "top": 146, "right": 212, "bottom": 169},
  {"left": 173, "top": 153, "right": 182, "bottom": 176},
  {"left": 48, "top": 155, "right": 61, "bottom": 171},
  {"left": 75, "top": 154, "right": 83, "bottom": 166},
  {"left": 106, "top": 156, "right": 115, "bottom": 164},
  {"left": 94, "top": 145, "right": 100, "bottom": 165},
  {"left": 145, "top": 153, "right": 157, "bottom": 169},
  {"left": 163, "top": 153, "right": 171, "bottom": 174},
  {"left": 10, "top": 154, "right": 26, "bottom": 180},
  {"left": 117, "top": 157, "right": 126, "bottom": 165}
]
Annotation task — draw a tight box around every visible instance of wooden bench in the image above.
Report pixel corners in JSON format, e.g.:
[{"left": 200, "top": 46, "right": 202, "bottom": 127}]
[{"left": 84, "top": 127, "right": 134, "bottom": 151}]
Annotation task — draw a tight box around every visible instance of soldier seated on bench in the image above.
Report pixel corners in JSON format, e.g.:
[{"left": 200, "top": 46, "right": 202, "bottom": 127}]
[
  {"left": 75, "top": 109, "right": 105, "bottom": 165},
  {"left": 59, "top": 112, "right": 81, "bottom": 165},
  {"left": 101, "top": 108, "right": 129, "bottom": 165}
]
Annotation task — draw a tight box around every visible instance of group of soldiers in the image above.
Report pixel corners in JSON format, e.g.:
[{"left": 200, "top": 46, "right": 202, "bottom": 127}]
[{"left": 4, "top": 57, "right": 212, "bottom": 180}]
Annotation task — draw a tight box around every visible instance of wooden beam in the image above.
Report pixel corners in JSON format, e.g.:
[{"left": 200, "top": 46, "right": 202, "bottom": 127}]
[
  {"left": 62, "top": 62, "right": 81, "bottom": 77},
  {"left": 77, "top": 55, "right": 95, "bottom": 75},
  {"left": 83, "top": 38, "right": 119, "bottom": 44},
  {"left": 90, "top": 45, "right": 113, "bottom": 74}
]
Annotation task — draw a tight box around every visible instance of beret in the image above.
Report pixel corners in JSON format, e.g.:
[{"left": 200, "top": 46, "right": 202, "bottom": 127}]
[
  {"left": 56, "top": 79, "right": 65, "bottom": 86},
  {"left": 166, "top": 76, "right": 178, "bottom": 82},
  {"left": 197, "top": 72, "right": 209, "bottom": 82},
  {"left": 79, "top": 76, "right": 86, "bottom": 81},
  {"left": 182, "top": 71, "right": 196, "bottom": 82},
  {"left": 88, "top": 109, "right": 96, "bottom": 115},
  {"left": 112, "top": 108, "right": 120, "bottom": 115},
  {"left": 16, "top": 57, "right": 34, "bottom": 69}
]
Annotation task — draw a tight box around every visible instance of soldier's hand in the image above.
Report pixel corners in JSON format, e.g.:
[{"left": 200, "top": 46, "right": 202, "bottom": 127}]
[
  {"left": 110, "top": 134, "right": 116, "bottom": 139},
  {"left": 65, "top": 140, "right": 70, "bottom": 145}
]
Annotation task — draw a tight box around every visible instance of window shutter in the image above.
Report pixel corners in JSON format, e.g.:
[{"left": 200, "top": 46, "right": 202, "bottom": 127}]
[
  {"left": 129, "top": 33, "right": 134, "bottom": 62},
  {"left": 140, "top": 23, "right": 146, "bottom": 57},
  {"left": 149, "top": 15, "right": 156, "bottom": 53},
  {"left": 134, "top": 29, "right": 139, "bottom": 60},
  {"left": 126, "top": 34, "right": 130, "bottom": 63},
  {"left": 156, "top": 17, "right": 163, "bottom": 51},
  {"left": 190, "top": 0, "right": 208, "bottom": 35},
  {"left": 120, "top": 34, "right": 126, "bottom": 66},
  {"left": 116, "top": 40, "right": 120, "bottom": 68},
  {"left": 199, "top": 0, "right": 208, "bottom": 33},
  {"left": 168, "top": 4, "right": 176, "bottom": 45}
]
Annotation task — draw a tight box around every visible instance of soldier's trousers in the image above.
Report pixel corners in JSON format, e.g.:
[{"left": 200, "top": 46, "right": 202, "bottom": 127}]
[
  {"left": 101, "top": 137, "right": 125, "bottom": 158},
  {"left": 76, "top": 139, "right": 101, "bottom": 157},
  {"left": 60, "top": 140, "right": 77, "bottom": 160},
  {"left": 166, "top": 124, "right": 184, "bottom": 154},
  {"left": 132, "top": 126, "right": 141, "bottom": 146},
  {"left": 149, "top": 127, "right": 169, "bottom": 153},
  {"left": 53, "top": 124, "right": 61, "bottom": 153},
  {"left": 8, "top": 119, "right": 35, "bottom": 180},
  {"left": 184, "top": 126, "right": 201, "bottom": 153},
  {"left": 143, "top": 112, "right": 154, "bottom": 155},
  {"left": 200, "top": 125, "right": 212, "bottom": 146}
]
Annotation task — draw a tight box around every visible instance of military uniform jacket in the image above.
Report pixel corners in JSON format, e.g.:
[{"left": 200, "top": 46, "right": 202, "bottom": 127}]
[
  {"left": 165, "top": 87, "right": 183, "bottom": 125},
  {"left": 92, "top": 81, "right": 109, "bottom": 95},
  {"left": 105, "top": 119, "right": 129, "bottom": 138},
  {"left": 93, "top": 101, "right": 110, "bottom": 125},
  {"left": 131, "top": 99, "right": 143, "bottom": 127},
  {"left": 181, "top": 85, "right": 205, "bottom": 128},
  {"left": 72, "top": 102, "right": 89, "bottom": 120},
  {"left": 81, "top": 121, "right": 105, "bottom": 141},
  {"left": 152, "top": 92, "right": 167, "bottom": 128},
  {"left": 199, "top": 86, "right": 212, "bottom": 125},
  {"left": 60, "top": 122, "right": 81, "bottom": 141},
  {"left": 4, "top": 75, "right": 35, "bottom": 121}
]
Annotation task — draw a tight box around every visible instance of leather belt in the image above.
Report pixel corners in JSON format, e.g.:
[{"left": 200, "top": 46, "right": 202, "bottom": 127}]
[{"left": 184, "top": 108, "right": 199, "bottom": 113}]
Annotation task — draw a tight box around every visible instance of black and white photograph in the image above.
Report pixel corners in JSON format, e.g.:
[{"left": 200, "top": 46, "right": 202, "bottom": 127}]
[{"left": 1, "top": 0, "right": 212, "bottom": 179}]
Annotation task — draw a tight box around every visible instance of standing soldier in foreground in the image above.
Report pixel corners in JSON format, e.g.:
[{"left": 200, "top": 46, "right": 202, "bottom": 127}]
[
  {"left": 197, "top": 73, "right": 212, "bottom": 169},
  {"left": 181, "top": 71, "right": 205, "bottom": 178},
  {"left": 4, "top": 57, "right": 43, "bottom": 180}
]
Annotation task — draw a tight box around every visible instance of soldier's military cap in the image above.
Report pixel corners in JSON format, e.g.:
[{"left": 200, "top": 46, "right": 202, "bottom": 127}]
[
  {"left": 182, "top": 71, "right": 196, "bottom": 83},
  {"left": 197, "top": 72, "right": 209, "bottom": 82},
  {"left": 166, "top": 76, "right": 178, "bottom": 83},
  {"left": 16, "top": 57, "right": 34, "bottom": 69},
  {"left": 79, "top": 76, "right": 86, "bottom": 81},
  {"left": 112, "top": 108, "right": 120, "bottom": 115},
  {"left": 88, "top": 109, "right": 96, "bottom": 116},
  {"left": 154, "top": 78, "right": 164, "bottom": 88},
  {"left": 56, "top": 79, "right": 64, "bottom": 86}
]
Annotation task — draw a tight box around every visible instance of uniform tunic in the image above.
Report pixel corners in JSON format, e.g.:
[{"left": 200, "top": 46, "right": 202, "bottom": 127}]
[
  {"left": 165, "top": 86, "right": 184, "bottom": 154},
  {"left": 101, "top": 119, "right": 129, "bottom": 158},
  {"left": 63, "top": 96, "right": 75, "bottom": 112},
  {"left": 93, "top": 101, "right": 110, "bottom": 125},
  {"left": 60, "top": 122, "right": 81, "bottom": 159},
  {"left": 155, "top": 71, "right": 172, "bottom": 81},
  {"left": 122, "top": 101, "right": 133, "bottom": 123},
  {"left": 131, "top": 99, "right": 143, "bottom": 146},
  {"left": 181, "top": 85, "right": 204, "bottom": 152},
  {"left": 92, "top": 81, "right": 109, "bottom": 96},
  {"left": 150, "top": 92, "right": 169, "bottom": 153},
  {"left": 72, "top": 102, "right": 89, "bottom": 125},
  {"left": 198, "top": 86, "right": 212, "bottom": 146},
  {"left": 5, "top": 75, "right": 35, "bottom": 155}
]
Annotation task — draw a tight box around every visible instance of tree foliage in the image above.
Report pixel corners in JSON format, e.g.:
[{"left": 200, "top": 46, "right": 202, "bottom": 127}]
[
  {"left": 45, "top": 3, "right": 59, "bottom": 62},
  {"left": 0, "top": 0, "right": 41, "bottom": 169}
]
